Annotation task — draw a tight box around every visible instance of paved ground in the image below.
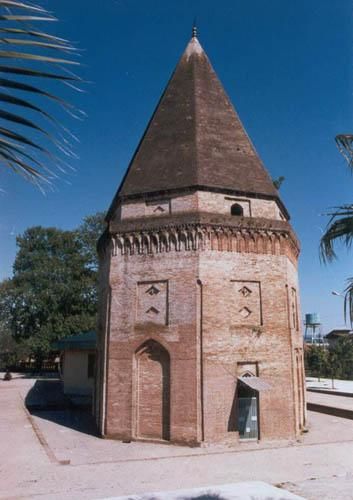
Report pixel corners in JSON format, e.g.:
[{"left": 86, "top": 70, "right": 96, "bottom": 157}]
[{"left": 1, "top": 376, "right": 353, "bottom": 500}]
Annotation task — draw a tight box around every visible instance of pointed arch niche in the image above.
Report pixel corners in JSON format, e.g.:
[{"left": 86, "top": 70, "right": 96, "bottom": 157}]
[{"left": 134, "top": 339, "right": 170, "bottom": 441}]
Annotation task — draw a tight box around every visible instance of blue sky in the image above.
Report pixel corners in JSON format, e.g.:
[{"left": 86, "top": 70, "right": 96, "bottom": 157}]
[{"left": 0, "top": 0, "right": 352, "bottom": 334}]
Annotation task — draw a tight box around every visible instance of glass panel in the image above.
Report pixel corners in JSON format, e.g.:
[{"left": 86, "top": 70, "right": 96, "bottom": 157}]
[{"left": 238, "top": 396, "right": 258, "bottom": 439}]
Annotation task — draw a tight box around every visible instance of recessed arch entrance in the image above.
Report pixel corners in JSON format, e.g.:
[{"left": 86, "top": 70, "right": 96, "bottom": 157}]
[{"left": 134, "top": 339, "right": 170, "bottom": 441}]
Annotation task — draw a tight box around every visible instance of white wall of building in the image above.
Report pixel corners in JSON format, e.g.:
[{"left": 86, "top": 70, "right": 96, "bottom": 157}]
[{"left": 62, "top": 350, "right": 94, "bottom": 396}]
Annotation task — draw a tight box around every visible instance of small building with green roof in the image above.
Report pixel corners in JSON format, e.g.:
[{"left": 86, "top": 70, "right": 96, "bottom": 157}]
[{"left": 54, "top": 331, "right": 96, "bottom": 403}]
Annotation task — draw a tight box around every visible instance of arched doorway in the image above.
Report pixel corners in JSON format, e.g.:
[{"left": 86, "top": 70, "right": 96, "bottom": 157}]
[{"left": 135, "top": 340, "right": 170, "bottom": 441}]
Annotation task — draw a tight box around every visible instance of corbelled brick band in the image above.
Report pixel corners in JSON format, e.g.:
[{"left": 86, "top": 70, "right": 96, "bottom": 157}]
[{"left": 108, "top": 218, "right": 299, "bottom": 266}]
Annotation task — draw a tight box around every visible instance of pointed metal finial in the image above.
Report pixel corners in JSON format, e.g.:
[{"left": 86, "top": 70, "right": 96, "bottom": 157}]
[{"left": 192, "top": 18, "right": 197, "bottom": 38}]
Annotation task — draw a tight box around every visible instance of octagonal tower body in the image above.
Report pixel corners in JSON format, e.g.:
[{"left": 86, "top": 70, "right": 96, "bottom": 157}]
[{"left": 95, "top": 35, "right": 306, "bottom": 446}]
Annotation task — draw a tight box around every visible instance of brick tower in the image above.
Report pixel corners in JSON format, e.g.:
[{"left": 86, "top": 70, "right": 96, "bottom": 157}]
[{"left": 95, "top": 32, "right": 306, "bottom": 446}]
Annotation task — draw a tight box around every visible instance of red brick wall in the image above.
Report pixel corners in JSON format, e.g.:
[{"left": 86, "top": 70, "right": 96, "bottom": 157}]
[
  {"left": 96, "top": 193, "right": 305, "bottom": 446},
  {"left": 117, "top": 191, "right": 285, "bottom": 222}
]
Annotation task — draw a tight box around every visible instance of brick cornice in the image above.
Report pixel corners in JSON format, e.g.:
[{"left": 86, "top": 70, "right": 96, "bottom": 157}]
[
  {"left": 110, "top": 212, "right": 297, "bottom": 240},
  {"left": 100, "top": 213, "right": 300, "bottom": 264}
]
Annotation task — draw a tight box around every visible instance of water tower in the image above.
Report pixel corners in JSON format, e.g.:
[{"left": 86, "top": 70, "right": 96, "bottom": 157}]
[{"left": 304, "top": 313, "right": 322, "bottom": 344}]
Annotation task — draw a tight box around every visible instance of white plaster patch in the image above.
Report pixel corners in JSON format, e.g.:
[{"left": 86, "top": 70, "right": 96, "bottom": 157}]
[{"left": 185, "top": 37, "right": 204, "bottom": 59}]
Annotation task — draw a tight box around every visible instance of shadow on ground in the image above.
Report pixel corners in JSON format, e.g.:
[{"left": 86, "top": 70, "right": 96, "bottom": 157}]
[
  {"left": 0, "top": 371, "right": 58, "bottom": 380},
  {"left": 25, "top": 379, "right": 98, "bottom": 437},
  {"left": 31, "top": 408, "right": 99, "bottom": 436},
  {"left": 182, "top": 496, "right": 225, "bottom": 500}
]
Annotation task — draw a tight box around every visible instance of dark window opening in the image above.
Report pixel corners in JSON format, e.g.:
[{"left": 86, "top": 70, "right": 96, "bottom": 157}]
[
  {"left": 231, "top": 203, "right": 244, "bottom": 216},
  {"left": 87, "top": 353, "right": 95, "bottom": 379}
]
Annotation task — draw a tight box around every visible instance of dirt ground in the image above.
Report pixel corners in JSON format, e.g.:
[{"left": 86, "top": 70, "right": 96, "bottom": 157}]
[{"left": 1, "top": 376, "right": 353, "bottom": 500}]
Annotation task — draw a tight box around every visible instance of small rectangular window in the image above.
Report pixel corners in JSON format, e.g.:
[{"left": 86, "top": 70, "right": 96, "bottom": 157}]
[{"left": 87, "top": 353, "right": 95, "bottom": 379}]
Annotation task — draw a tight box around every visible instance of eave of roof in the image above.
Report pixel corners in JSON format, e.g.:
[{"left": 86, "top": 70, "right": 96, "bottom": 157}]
[
  {"left": 54, "top": 331, "right": 96, "bottom": 351},
  {"left": 325, "top": 330, "right": 353, "bottom": 338},
  {"left": 238, "top": 376, "right": 271, "bottom": 392}
]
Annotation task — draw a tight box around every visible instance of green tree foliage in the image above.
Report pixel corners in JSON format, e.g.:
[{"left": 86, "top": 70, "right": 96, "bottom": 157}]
[
  {"left": 304, "top": 337, "right": 353, "bottom": 381},
  {"left": 330, "top": 337, "right": 353, "bottom": 380},
  {"left": 0, "top": 213, "right": 105, "bottom": 362},
  {"left": 76, "top": 212, "right": 106, "bottom": 271},
  {"left": 304, "top": 344, "right": 328, "bottom": 378},
  {"left": 0, "top": 321, "right": 29, "bottom": 370},
  {"left": 272, "top": 176, "right": 285, "bottom": 190}
]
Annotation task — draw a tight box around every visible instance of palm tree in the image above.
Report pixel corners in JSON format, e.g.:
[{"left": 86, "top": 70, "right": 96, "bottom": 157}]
[
  {"left": 0, "top": 0, "right": 82, "bottom": 189},
  {"left": 320, "top": 134, "right": 353, "bottom": 323}
]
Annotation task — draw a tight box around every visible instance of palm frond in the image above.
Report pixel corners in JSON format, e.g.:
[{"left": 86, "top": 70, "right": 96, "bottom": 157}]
[
  {"left": 0, "top": 77, "right": 77, "bottom": 111},
  {"left": 344, "top": 277, "right": 353, "bottom": 326},
  {"left": 320, "top": 206, "right": 353, "bottom": 263},
  {"left": 0, "top": 0, "right": 83, "bottom": 186},
  {"left": 0, "top": 2, "right": 47, "bottom": 12},
  {"left": 0, "top": 50, "right": 79, "bottom": 65},
  {"left": 336, "top": 135, "right": 353, "bottom": 169},
  {"left": 0, "top": 27, "right": 71, "bottom": 44},
  {"left": 0, "top": 38, "right": 78, "bottom": 51},
  {"left": 0, "top": 65, "right": 80, "bottom": 80},
  {"left": 0, "top": 15, "right": 56, "bottom": 22}
]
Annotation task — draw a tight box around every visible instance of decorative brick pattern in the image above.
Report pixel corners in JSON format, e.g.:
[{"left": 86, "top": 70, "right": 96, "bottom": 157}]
[
  {"left": 145, "top": 199, "right": 171, "bottom": 217},
  {"left": 231, "top": 280, "right": 262, "bottom": 327},
  {"left": 136, "top": 281, "right": 168, "bottom": 326},
  {"left": 110, "top": 222, "right": 299, "bottom": 266},
  {"left": 237, "top": 362, "right": 258, "bottom": 377}
]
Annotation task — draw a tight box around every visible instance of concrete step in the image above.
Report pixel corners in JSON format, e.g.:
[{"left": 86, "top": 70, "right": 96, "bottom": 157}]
[{"left": 306, "top": 390, "right": 353, "bottom": 420}]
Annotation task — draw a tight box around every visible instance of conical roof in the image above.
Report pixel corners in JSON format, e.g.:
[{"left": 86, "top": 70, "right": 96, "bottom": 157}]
[{"left": 108, "top": 35, "right": 284, "bottom": 218}]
